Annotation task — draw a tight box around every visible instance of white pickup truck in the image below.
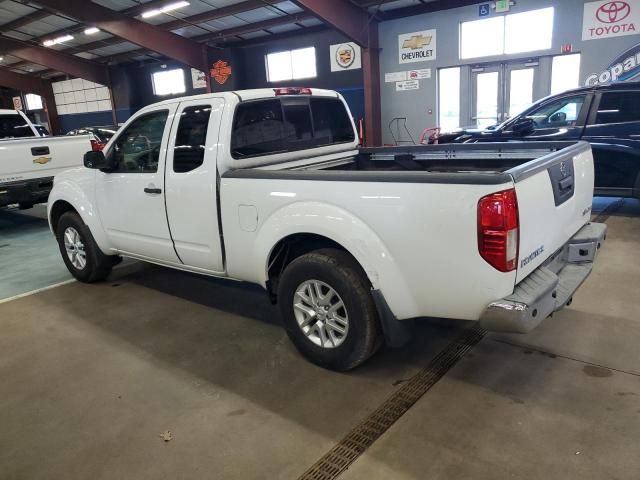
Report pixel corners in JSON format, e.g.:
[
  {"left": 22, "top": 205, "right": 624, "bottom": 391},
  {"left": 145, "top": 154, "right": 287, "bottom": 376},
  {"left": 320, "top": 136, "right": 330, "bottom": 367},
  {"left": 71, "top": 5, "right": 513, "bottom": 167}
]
[
  {"left": 47, "top": 88, "right": 607, "bottom": 370},
  {"left": 0, "top": 109, "right": 91, "bottom": 209}
]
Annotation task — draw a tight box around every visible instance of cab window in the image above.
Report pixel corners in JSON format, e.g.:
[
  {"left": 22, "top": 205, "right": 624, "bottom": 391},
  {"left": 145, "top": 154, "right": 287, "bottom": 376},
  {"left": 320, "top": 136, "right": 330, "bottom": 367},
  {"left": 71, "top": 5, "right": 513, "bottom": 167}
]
[
  {"left": 525, "top": 95, "right": 586, "bottom": 128},
  {"left": 107, "top": 110, "right": 168, "bottom": 173},
  {"left": 174, "top": 105, "right": 212, "bottom": 173},
  {"left": 0, "top": 114, "right": 35, "bottom": 139}
]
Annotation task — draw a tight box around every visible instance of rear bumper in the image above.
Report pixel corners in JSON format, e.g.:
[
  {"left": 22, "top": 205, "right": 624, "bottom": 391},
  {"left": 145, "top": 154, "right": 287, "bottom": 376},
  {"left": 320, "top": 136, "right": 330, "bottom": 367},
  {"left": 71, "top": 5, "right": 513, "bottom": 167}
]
[
  {"left": 479, "top": 222, "right": 607, "bottom": 333},
  {"left": 0, "top": 177, "right": 54, "bottom": 207}
]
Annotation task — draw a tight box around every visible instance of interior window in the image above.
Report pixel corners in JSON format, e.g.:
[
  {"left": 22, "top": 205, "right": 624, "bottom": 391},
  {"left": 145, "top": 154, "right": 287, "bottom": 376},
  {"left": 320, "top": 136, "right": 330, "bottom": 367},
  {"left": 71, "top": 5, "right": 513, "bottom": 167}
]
[
  {"left": 0, "top": 114, "right": 35, "bottom": 139},
  {"left": 231, "top": 99, "right": 285, "bottom": 158},
  {"left": 174, "top": 105, "right": 212, "bottom": 173},
  {"left": 595, "top": 92, "right": 640, "bottom": 124},
  {"left": 525, "top": 95, "right": 586, "bottom": 128},
  {"left": 107, "top": 110, "right": 168, "bottom": 173},
  {"left": 283, "top": 101, "right": 313, "bottom": 144},
  {"left": 311, "top": 98, "right": 355, "bottom": 145}
]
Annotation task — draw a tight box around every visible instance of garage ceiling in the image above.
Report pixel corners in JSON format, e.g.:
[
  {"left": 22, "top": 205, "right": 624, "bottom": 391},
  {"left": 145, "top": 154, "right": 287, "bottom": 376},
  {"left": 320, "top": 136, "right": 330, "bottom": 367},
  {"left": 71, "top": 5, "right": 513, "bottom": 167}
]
[{"left": 0, "top": 0, "right": 463, "bottom": 80}]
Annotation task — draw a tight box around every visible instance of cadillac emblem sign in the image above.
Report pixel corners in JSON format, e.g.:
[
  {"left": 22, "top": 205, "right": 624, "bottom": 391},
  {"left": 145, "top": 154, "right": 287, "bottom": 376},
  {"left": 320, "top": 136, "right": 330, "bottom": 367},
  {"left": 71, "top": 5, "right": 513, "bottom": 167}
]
[
  {"left": 336, "top": 44, "right": 355, "bottom": 69},
  {"left": 210, "top": 60, "right": 232, "bottom": 85},
  {"left": 330, "top": 42, "right": 361, "bottom": 72}
]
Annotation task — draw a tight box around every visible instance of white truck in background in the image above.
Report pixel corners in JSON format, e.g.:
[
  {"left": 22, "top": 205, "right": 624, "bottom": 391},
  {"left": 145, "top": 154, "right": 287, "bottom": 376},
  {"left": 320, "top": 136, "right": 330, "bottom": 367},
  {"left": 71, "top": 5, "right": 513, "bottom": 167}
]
[
  {"left": 47, "top": 88, "right": 606, "bottom": 370},
  {"left": 0, "top": 109, "right": 92, "bottom": 209}
]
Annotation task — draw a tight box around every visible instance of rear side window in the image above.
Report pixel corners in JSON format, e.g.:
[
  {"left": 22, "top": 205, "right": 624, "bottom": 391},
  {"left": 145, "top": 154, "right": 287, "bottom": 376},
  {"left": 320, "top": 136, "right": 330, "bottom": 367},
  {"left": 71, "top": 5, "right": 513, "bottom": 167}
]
[
  {"left": 595, "top": 91, "right": 640, "bottom": 124},
  {"left": 231, "top": 97, "right": 354, "bottom": 159},
  {"left": 0, "top": 114, "right": 35, "bottom": 139},
  {"left": 311, "top": 98, "right": 356, "bottom": 144},
  {"left": 174, "top": 105, "right": 212, "bottom": 173},
  {"left": 231, "top": 99, "right": 285, "bottom": 158}
]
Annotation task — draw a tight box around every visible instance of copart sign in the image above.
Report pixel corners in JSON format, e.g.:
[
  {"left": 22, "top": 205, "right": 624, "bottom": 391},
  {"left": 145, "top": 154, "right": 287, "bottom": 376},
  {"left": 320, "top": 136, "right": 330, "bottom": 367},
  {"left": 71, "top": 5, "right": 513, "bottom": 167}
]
[
  {"left": 582, "top": 0, "right": 640, "bottom": 40},
  {"left": 585, "top": 42, "right": 640, "bottom": 85},
  {"left": 398, "top": 29, "right": 437, "bottom": 64}
]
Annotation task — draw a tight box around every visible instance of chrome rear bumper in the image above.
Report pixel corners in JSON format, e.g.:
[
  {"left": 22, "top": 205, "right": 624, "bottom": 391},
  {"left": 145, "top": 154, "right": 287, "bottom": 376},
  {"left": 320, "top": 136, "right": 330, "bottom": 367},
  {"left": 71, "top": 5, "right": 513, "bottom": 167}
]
[{"left": 479, "top": 222, "right": 607, "bottom": 333}]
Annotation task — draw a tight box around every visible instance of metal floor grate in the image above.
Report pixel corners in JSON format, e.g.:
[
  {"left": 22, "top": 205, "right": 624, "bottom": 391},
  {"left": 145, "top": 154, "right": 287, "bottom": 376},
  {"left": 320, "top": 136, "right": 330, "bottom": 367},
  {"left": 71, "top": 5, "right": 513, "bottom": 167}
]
[{"left": 298, "top": 324, "right": 486, "bottom": 480}]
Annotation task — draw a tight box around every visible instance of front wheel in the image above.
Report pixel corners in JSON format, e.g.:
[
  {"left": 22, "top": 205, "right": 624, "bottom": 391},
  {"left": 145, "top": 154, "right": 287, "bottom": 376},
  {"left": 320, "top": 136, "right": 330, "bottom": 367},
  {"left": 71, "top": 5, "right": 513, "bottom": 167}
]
[
  {"left": 278, "top": 248, "right": 381, "bottom": 371},
  {"left": 56, "top": 212, "right": 114, "bottom": 283}
]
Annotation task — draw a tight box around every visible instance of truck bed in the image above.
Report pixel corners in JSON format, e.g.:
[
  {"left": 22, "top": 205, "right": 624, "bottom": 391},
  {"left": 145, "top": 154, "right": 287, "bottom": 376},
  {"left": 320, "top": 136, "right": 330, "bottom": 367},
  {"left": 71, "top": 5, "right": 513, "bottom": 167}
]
[{"left": 225, "top": 141, "right": 586, "bottom": 185}]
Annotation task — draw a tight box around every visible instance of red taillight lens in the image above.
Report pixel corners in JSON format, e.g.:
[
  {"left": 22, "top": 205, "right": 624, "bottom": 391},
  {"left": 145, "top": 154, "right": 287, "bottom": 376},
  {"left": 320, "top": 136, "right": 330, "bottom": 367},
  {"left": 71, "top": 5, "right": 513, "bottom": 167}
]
[
  {"left": 273, "top": 87, "right": 312, "bottom": 95},
  {"left": 90, "top": 139, "right": 105, "bottom": 151},
  {"left": 478, "top": 188, "right": 519, "bottom": 272}
]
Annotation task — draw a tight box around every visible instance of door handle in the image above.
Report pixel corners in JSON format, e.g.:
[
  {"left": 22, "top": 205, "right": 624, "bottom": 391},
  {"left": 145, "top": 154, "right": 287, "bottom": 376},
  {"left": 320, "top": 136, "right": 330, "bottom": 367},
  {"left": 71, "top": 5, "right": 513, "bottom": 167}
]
[
  {"left": 144, "top": 187, "right": 162, "bottom": 194},
  {"left": 31, "top": 146, "right": 50, "bottom": 156},
  {"left": 559, "top": 176, "right": 573, "bottom": 191}
]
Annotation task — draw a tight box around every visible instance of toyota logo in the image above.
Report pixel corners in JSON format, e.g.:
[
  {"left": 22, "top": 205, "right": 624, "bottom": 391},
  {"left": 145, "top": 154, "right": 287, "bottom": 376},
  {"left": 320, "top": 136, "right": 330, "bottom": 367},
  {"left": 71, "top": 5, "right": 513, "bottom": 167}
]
[{"left": 596, "top": 1, "right": 631, "bottom": 23}]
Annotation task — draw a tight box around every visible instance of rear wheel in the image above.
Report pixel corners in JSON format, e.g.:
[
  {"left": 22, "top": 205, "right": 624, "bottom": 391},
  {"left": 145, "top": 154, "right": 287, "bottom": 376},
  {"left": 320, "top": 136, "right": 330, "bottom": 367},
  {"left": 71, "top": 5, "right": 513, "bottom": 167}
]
[
  {"left": 278, "top": 248, "right": 381, "bottom": 371},
  {"left": 56, "top": 212, "right": 114, "bottom": 283}
]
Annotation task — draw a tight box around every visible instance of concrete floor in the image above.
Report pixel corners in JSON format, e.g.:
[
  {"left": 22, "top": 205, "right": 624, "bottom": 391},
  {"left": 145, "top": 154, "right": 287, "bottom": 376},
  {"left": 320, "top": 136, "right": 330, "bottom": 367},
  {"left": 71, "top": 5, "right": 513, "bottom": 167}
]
[{"left": 0, "top": 198, "right": 639, "bottom": 479}]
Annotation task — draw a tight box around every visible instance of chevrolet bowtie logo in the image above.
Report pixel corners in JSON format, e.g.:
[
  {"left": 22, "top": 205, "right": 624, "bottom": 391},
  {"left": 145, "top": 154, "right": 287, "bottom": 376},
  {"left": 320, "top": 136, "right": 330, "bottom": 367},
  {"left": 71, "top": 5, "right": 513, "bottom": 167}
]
[
  {"left": 33, "top": 156, "right": 51, "bottom": 165},
  {"left": 403, "top": 35, "right": 431, "bottom": 50}
]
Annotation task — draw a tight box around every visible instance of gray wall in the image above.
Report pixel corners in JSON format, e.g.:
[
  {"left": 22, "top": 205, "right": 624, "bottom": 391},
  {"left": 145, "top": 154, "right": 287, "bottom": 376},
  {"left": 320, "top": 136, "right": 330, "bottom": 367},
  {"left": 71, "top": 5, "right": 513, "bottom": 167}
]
[{"left": 379, "top": 0, "right": 640, "bottom": 144}]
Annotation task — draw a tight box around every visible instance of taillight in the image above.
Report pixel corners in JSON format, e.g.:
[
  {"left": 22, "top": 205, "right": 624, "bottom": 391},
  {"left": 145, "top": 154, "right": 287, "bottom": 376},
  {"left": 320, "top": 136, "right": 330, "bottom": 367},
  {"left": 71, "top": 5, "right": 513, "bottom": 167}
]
[
  {"left": 273, "top": 87, "right": 312, "bottom": 95},
  {"left": 478, "top": 188, "right": 519, "bottom": 272},
  {"left": 90, "top": 139, "right": 105, "bottom": 151}
]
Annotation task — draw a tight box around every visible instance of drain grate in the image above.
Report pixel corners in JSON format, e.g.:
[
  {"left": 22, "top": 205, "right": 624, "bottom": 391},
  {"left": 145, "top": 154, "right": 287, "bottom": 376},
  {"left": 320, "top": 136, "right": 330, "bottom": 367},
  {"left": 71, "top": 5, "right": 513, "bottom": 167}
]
[{"left": 298, "top": 324, "right": 486, "bottom": 480}]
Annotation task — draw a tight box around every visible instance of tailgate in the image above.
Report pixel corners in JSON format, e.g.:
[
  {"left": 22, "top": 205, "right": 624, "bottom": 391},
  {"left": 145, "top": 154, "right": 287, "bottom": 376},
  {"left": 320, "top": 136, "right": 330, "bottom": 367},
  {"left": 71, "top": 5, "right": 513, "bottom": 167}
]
[
  {"left": 510, "top": 142, "right": 595, "bottom": 283},
  {"left": 0, "top": 135, "right": 91, "bottom": 184}
]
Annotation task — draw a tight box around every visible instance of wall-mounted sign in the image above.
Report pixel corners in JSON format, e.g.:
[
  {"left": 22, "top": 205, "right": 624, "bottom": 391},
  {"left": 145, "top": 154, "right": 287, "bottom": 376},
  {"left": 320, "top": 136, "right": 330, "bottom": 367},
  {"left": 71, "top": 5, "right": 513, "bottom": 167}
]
[
  {"left": 398, "top": 29, "right": 437, "bottom": 64},
  {"left": 408, "top": 68, "right": 431, "bottom": 80},
  {"left": 12, "top": 96, "right": 22, "bottom": 110},
  {"left": 479, "top": 3, "right": 491, "bottom": 16},
  {"left": 585, "top": 42, "right": 640, "bottom": 85},
  {"left": 385, "top": 71, "right": 407, "bottom": 82},
  {"left": 330, "top": 42, "right": 361, "bottom": 71},
  {"left": 210, "top": 60, "right": 232, "bottom": 85},
  {"left": 191, "top": 68, "right": 207, "bottom": 89},
  {"left": 583, "top": 0, "right": 639, "bottom": 40},
  {"left": 494, "top": 0, "right": 512, "bottom": 13},
  {"left": 396, "top": 80, "right": 420, "bottom": 91}
]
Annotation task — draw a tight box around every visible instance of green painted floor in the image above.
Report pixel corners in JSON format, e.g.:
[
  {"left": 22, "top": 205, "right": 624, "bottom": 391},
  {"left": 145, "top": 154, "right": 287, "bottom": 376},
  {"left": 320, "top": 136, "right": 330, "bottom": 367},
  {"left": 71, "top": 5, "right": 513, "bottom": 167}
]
[{"left": 0, "top": 205, "right": 72, "bottom": 300}]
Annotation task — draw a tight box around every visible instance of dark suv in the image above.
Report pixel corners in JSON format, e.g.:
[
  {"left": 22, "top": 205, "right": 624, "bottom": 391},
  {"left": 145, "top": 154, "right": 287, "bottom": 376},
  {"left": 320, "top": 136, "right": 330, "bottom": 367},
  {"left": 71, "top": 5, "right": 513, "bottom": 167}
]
[{"left": 437, "top": 82, "right": 640, "bottom": 199}]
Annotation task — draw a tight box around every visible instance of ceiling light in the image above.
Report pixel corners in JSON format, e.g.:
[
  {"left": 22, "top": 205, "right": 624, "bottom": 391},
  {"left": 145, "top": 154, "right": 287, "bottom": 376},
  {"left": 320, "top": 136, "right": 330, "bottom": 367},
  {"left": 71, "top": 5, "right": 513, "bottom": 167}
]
[
  {"left": 43, "top": 34, "right": 74, "bottom": 47},
  {"left": 0, "top": 57, "right": 3, "bottom": 62},
  {"left": 141, "top": 1, "right": 190, "bottom": 19},
  {"left": 84, "top": 27, "right": 100, "bottom": 35}
]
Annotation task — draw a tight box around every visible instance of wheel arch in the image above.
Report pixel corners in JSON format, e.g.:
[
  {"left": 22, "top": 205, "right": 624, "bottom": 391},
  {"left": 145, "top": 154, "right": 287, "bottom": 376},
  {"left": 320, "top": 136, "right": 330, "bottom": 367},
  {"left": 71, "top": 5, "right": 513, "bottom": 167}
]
[{"left": 247, "top": 201, "right": 419, "bottom": 320}]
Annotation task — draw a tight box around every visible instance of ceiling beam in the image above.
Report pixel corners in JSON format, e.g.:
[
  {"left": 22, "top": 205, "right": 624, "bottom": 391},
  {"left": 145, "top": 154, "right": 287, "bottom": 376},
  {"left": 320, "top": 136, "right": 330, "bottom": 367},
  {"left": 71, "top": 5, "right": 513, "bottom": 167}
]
[
  {"left": 377, "top": 0, "right": 486, "bottom": 20},
  {"left": 194, "top": 13, "right": 314, "bottom": 44},
  {"left": 32, "top": 0, "right": 209, "bottom": 71},
  {"left": 0, "top": 67, "right": 49, "bottom": 94},
  {"left": 291, "top": 0, "right": 371, "bottom": 47},
  {"left": 0, "top": 35, "right": 110, "bottom": 84},
  {"left": 0, "top": 9, "right": 52, "bottom": 33},
  {"left": 99, "top": 13, "right": 315, "bottom": 64}
]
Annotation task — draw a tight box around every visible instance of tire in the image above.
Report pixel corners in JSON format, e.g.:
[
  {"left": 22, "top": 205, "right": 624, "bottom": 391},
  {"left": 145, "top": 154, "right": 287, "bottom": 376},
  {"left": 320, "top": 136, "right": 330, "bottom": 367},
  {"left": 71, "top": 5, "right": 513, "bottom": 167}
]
[
  {"left": 56, "top": 211, "right": 114, "bottom": 283},
  {"left": 278, "top": 248, "right": 381, "bottom": 371}
]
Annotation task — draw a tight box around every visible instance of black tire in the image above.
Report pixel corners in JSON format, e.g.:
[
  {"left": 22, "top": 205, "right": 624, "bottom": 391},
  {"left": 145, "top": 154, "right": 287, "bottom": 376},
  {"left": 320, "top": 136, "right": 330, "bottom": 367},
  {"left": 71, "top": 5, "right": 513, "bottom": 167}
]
[
  {"left": 278, "top": 248, "right": 381, "bottom": 371},
  {"left": 56, "top": 211, "right": 114, "bottom": 283}
]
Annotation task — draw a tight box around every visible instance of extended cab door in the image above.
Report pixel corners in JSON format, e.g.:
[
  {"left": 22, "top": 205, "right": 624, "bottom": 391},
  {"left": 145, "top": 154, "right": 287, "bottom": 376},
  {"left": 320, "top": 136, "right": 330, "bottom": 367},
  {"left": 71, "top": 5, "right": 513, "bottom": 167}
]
[
  {"left": 95, "top": 105, "right": 180, "bottom": 263},
  {"left": 164, "top": 98, "right": 225, "bottom": 273}
]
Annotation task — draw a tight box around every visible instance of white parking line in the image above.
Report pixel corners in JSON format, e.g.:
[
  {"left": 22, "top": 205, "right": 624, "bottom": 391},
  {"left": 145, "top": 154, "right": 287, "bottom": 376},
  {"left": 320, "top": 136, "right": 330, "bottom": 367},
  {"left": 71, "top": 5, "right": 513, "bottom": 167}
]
[{"left": 0, "top": 279, "right": 76, "bottom": 305}]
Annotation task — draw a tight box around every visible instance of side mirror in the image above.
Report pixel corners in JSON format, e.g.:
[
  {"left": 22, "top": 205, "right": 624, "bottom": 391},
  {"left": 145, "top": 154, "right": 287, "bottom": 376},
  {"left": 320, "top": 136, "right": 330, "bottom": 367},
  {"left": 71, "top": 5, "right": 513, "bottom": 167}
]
[
  {"left": 512, "top": 117, "right": 535, "bottom": 136},
  {"left": 84, "top": 150, "right": 112, "bottom": 171}
]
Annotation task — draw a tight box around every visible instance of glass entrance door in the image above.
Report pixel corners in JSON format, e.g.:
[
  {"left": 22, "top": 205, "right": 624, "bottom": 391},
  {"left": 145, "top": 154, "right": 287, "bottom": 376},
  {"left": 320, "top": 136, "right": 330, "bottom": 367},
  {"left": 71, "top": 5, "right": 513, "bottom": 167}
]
[{"left": 470, "top": 61, "right": 539, "bottom": 128}]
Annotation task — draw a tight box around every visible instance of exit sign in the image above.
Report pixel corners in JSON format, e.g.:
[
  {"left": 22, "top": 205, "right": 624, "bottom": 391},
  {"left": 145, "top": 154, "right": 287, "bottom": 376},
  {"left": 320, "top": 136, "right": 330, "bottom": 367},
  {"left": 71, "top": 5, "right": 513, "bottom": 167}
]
[{"left": 495, "top": 0, "right": 511, "bottom": 13}]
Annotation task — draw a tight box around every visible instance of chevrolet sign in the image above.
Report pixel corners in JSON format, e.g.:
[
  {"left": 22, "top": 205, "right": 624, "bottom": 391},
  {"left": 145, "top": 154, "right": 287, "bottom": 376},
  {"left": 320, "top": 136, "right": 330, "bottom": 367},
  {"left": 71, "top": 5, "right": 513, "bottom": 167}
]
[{"left": 398, "top": 29, "right": 437, "bottom": 64}]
